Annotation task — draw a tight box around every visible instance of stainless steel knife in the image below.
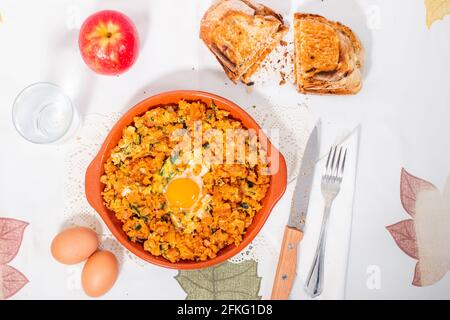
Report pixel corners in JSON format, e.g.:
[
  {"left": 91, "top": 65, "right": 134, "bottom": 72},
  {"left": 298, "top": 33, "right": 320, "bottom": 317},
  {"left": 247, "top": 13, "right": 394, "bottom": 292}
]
[{"left": 271, "top": 125, "right": 319, "bottom": 300}]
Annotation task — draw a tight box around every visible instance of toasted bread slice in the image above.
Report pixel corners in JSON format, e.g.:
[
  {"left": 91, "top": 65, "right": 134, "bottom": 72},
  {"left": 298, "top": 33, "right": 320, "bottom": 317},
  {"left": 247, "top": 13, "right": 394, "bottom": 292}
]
[
  {"left": 294, "top": 13, "right": 364, "bottom": 95},
  {"left": 200, "top": 0, "right": 288, "bottom": 84}
]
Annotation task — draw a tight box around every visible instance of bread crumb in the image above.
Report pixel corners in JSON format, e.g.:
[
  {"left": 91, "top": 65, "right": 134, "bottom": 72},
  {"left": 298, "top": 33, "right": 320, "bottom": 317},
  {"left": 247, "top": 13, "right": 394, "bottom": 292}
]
[
  {"left": 246, "top": 85, "right": 254, "bottom": 94},
  {"left": 279, "top": 71, "right": 286, "bottom": 86}
]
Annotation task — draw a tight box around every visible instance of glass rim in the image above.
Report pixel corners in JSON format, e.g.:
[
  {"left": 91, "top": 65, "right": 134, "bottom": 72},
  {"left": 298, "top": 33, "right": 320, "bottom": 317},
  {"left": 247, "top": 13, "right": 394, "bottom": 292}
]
[{"left": 12, "top": 81, "right": 74, "bottom": 144}]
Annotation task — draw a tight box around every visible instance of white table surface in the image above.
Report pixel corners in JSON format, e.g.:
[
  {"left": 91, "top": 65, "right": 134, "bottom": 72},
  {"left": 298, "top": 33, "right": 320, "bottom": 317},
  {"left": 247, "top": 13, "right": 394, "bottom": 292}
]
[{"left": 0, "top": 0, "right": 449, "bottom": 300}]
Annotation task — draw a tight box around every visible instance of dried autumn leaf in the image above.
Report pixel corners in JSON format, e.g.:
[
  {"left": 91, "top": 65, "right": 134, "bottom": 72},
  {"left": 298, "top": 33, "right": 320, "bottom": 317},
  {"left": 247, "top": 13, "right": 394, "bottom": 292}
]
[
  {"left": 414, "top": 177, "right": 450, "bottom": 286},
  {"left": 400, "top": 168, "right": 436, "bottom": 217},
  {"left": 425, "top": 0, "right": 450, "bottom": 28},
  {"left": 386, "top": 219, "right": 419, "bottom": 259},
  {"left": 390, "top": 170, "right": 450, "bottom": 287},
  {"left": 0, "top": 265, "right": 29, "bottom": 299},
  {"left": 0, "top": 218, "right": 29, "bottom": 264},
  {"left": 413, "top": 262, "right": 422, "bottom": 286},
  {"left": 413, "top": 260, "right": 447, "bottom": 287},
  {"left": 175, "top": 260, "right": 261, "bottom": 300}
]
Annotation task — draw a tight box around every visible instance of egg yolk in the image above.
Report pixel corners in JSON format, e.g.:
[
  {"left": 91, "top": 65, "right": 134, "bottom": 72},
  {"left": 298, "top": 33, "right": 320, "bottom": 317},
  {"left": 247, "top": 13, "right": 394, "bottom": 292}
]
[{"left": 165, "top": 178, "right": 200, "bottom": 209}]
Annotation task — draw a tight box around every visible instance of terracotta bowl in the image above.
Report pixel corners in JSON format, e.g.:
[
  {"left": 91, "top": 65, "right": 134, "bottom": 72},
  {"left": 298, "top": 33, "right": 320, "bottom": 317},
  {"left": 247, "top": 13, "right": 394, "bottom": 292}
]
[{"left": 85, "top": 90, "right": 287, "bottom": 269}]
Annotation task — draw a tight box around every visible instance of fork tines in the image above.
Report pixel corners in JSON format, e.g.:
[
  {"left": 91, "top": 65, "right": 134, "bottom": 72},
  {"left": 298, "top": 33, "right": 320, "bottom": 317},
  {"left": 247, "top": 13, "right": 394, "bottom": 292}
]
[{"left": 324, "top": 145, "right": 347, "bottom": 182}]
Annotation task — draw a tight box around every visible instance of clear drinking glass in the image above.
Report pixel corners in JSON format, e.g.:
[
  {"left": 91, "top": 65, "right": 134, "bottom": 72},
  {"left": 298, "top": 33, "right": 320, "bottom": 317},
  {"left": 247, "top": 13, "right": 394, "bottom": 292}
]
[{"left": 12, "top": 82, "right": 76, "bottom": 144}]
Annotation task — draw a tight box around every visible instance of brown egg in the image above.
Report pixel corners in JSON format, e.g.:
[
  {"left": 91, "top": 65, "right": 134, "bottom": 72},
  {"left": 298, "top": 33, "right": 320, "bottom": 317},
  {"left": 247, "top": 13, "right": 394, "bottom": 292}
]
[
  {"left": 81, "top": 250, "right": 118, "bottom": 297},
  {"left": 51, "top": 226, "right": 99, "bottom": 264}
]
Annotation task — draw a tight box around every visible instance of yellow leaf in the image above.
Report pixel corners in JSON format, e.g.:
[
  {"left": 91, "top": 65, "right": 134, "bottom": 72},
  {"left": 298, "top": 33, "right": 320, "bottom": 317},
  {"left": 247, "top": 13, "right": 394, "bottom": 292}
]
[{"left": 425, "top": 0, "right": 450, "bottom": 28}]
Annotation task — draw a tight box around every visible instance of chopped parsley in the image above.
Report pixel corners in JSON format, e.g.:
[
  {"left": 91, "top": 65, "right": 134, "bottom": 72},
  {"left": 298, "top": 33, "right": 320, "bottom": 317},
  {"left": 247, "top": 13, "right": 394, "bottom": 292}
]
[
  {"left": 240, "top": 202, "right": 249, "bottom": 210},
  {"left": 129, "top": 204, "right": 141, "bottom": 215},
  {"left": 170, "top": 151, "right": 179, "bottom": 164},
  {"left": 211, "top": 100, "right": 218, "bottom": 112}
]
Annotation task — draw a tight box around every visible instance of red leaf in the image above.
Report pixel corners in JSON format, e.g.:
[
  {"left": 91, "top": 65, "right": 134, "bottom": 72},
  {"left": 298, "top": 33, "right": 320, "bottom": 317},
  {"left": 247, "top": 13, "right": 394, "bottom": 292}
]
[
  {"left": 400, "top": 168, "right": 436, "bottom": 217},
  {"left": 386, "top": 219, "right": 419, "bottom": 259},
  {"left": 412, "top": 262, "right": 422, "bottom": 287},
  {"left": 0, "top": 218, "right": 28, "bottom": 264},
  {"left": 0, "top": 265, "right": 29, "bottom": 299}
]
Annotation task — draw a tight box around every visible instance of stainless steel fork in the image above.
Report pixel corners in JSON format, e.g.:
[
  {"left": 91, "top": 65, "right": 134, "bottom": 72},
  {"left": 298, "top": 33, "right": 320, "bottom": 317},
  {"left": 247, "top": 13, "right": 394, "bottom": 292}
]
[{"left": 304, "top": 145, "right": 347, "bottom": 298}]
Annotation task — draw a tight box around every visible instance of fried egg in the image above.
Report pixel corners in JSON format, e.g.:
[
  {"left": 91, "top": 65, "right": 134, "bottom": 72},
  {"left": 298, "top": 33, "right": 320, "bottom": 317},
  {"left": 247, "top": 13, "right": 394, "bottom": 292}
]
[
  {"left": 165, "top": 177, "right": 200, "bottom": 209},
  {"left": 163, "top": 160, "right": 209, "bottom": 211}
]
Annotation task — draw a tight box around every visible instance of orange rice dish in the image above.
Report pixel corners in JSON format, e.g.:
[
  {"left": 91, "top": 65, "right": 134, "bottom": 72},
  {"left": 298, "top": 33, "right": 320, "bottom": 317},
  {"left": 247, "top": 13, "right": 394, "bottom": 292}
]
[{"left": 101, "top": 100, "right": 270, "bottom": 263}]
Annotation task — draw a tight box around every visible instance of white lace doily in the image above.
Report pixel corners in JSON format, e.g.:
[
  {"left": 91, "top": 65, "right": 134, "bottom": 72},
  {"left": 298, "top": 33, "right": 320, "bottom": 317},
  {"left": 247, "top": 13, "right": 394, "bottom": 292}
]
[
  {"left": 228, "top": 232, "right": 279, "bottom": 264},
  {"left": 61, "top": 95, "right": 309, "bottom": 266}
]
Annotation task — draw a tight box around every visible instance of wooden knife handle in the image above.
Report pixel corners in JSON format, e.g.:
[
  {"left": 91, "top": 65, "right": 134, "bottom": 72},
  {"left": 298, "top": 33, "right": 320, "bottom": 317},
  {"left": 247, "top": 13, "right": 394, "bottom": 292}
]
[{"left": 271, "top": 227, "right": 304, "bottom": 300}]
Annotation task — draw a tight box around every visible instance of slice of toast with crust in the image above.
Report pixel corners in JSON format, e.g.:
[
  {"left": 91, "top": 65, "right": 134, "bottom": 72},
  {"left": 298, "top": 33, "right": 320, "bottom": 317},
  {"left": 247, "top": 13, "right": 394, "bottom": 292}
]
[
  {"left": 200, "top": 0, "right": 288, "bottom": 84},
  {"left": 294, "top": 13, "right": 364, "bottom": 95}
]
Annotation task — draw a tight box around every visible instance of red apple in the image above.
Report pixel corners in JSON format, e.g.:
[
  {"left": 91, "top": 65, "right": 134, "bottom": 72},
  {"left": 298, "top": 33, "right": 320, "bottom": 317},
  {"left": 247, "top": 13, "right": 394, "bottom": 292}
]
[{"left": 78, "top": 10, "right": 139, "bottom": 75}]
